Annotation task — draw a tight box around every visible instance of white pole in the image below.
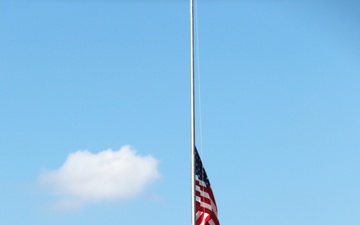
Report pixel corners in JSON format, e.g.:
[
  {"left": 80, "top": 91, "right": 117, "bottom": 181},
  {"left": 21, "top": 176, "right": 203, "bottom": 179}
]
[{"left": 190, "top": 0, "right": 196, "bottom": 225}]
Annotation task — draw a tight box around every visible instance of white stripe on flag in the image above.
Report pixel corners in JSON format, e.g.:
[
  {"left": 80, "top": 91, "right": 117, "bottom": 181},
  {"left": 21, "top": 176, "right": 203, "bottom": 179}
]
[
  {"left": 196, "top": 196, "right": 213, "bottom": 211},
  {"left": 195, "top": 176, "right": 207, "bottom": 187},
  {"left": 195, "top": 185, "right": 211, "bottom": 198},
  {"left": 208, "top": 219, "right": 216, "bottom": 225}
]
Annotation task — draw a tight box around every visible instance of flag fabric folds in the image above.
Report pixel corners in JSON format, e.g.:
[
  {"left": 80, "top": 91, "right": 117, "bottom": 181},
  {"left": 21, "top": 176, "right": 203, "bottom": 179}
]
[{"left": 195, "top": 147, "right": 220, "bottom": 225}]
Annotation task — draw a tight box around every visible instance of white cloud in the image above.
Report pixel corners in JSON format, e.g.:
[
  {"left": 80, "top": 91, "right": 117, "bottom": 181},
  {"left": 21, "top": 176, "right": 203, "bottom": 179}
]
[{"left": 38, "top": 145, "right": 160, "bottom": 209}]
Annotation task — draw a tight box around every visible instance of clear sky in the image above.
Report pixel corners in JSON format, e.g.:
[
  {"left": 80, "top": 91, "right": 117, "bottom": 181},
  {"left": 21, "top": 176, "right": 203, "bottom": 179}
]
[{"left": 1, "top": 1, "right": 360, "bottom": 224}]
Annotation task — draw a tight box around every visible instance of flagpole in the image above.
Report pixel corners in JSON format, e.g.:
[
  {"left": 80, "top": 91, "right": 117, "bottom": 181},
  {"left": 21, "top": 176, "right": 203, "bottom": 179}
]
[{"left": 190, "top": 0, "right": 196, "bottom": 225}]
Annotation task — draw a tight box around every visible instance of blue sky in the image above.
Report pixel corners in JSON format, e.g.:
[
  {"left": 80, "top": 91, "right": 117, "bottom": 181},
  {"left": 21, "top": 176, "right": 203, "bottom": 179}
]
[{"left": 1, "top": 1, "right": 360, "bottom": 224}]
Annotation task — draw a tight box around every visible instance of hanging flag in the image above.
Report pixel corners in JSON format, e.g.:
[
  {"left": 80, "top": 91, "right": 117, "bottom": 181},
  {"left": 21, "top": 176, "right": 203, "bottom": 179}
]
[{"left": 195, "top": 147, "right": 220, "bottom": 225}]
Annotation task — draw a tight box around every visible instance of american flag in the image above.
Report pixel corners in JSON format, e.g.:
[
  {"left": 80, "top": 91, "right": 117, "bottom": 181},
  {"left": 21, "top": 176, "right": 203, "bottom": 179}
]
[{"left": 195, "top": 147, "right": 220, "bottom": 225}]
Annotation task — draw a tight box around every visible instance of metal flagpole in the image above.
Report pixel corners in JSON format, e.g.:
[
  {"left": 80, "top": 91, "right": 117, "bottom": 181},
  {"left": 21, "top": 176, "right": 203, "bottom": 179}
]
[{"left": 190, "top": 0, "right": 196, "bottom": 225}]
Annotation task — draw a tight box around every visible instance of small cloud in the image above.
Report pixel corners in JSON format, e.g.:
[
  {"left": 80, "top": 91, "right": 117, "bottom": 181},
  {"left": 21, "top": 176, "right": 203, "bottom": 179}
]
[{"left": 38, "top": 145, "right": 160, "bottom": 209}]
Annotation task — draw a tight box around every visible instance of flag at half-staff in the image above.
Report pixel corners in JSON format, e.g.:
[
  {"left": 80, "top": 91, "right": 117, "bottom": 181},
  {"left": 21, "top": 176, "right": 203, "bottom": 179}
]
[{"left": 195, "top": 147, "right": 220, "bottom": 225}]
